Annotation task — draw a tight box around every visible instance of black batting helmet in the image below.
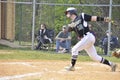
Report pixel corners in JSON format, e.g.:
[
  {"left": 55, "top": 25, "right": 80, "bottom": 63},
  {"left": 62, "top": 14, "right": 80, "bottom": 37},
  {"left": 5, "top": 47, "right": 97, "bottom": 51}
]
[{"left": 65, "top": 7, "right": 77, "bottom": 15}]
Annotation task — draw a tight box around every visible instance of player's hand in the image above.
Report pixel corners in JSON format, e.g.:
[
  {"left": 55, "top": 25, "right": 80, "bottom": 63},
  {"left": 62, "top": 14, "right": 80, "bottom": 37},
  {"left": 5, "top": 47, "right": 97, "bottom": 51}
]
[
  {"left": 104, "top": 17, "right": 112, "bottom": 22},
  {"left": 68, "top": 22, "right": 76, "bottom": 28}
]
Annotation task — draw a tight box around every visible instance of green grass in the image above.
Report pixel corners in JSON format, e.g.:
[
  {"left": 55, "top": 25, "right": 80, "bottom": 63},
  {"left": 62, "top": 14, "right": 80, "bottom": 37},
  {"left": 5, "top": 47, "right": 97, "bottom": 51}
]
[
  {"left": 0, "top": 44, "right": 120, "bottom": 62},
  {"left": 0, "top": 49, "right": 76, "bottom": 60}
]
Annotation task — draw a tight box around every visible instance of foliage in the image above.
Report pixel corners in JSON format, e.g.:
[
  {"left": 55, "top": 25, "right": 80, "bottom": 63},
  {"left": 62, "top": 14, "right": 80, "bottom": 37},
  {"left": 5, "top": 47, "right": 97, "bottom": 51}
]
[{"left": 15, "top": 0, "right": 120, "bottom": 46}]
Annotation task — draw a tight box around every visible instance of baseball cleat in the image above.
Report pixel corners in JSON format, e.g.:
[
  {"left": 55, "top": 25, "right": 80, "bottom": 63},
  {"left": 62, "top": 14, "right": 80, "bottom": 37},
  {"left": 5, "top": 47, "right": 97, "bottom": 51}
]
[
  {"left": 65, "top": 66, "right": 75, "bottom": 71},
  {"left": 111, "top": 63, "right": 117, "bottom": 72}
]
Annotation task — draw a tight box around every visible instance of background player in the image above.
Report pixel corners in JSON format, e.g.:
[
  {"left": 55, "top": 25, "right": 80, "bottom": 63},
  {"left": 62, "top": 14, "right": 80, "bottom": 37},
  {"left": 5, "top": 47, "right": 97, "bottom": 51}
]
[{"left": 65, "top": 7, "right": 117, "bottom": 72}]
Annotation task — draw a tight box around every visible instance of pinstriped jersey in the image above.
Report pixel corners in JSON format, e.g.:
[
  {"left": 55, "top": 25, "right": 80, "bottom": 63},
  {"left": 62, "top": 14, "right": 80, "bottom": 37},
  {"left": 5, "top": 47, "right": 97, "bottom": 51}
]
[{"left": 71, "top": 13, "right": 92, "bottom": 37}]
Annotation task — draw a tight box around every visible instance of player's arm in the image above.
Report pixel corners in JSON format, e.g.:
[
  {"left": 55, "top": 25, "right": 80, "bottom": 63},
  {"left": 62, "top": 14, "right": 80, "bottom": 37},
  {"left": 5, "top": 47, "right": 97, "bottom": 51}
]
[
  {"left": 84, "top": 13, "right": 111, "bottom": 22},
  {"left": 91, "top": 16, "right": 111, "bottom": 22}
]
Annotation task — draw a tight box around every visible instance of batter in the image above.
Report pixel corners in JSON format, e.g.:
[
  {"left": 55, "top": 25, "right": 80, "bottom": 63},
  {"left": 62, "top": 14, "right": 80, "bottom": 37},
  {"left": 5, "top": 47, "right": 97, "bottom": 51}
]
[{"left": 65, "top": 7, "right": 117, "bottom": 72}]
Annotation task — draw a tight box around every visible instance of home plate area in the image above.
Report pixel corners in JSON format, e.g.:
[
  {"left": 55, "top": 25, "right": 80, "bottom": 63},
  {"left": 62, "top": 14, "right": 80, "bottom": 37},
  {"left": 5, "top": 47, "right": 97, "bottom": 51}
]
[{"left": 0, "top": 60, "right": 120, "bottom": 80}]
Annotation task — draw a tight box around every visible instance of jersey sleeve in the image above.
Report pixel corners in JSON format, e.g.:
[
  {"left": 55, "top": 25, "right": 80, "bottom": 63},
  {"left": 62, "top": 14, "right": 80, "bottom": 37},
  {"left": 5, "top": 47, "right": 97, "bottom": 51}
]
[{"left": 82, "top": 13, "right": 92, "bottom": 21}]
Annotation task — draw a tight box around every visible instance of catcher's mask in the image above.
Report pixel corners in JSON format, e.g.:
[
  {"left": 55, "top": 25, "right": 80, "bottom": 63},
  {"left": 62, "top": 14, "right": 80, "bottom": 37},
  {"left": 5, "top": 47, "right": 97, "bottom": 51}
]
[{"left": 65, "top": 7, "right": 77, "bottom": 15}]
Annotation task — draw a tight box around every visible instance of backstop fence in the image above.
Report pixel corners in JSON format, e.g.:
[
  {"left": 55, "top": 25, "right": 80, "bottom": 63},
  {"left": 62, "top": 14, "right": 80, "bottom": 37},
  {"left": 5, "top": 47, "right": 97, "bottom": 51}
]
[{"left": 0, "top": 0, "right": 120, "bottom": 55}]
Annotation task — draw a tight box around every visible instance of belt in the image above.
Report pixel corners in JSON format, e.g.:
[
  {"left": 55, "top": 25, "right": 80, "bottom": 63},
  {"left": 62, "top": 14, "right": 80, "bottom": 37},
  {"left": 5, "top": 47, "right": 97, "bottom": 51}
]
[
  {"left": 78, "top": 32, "right": 90, "bottom": 40},
  {"left": 85, "top": 32, "right": 90, "bottom": 35}
]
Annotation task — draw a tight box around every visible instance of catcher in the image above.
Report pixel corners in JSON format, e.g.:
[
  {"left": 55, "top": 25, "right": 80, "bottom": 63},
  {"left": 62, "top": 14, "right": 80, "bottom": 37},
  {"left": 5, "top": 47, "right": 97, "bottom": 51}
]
[
  {"left": 64, "top": 7, "right": 117, "bottom": 72},
  {"left": 112, "top": 49, "right": 120, "bottom": 58}
]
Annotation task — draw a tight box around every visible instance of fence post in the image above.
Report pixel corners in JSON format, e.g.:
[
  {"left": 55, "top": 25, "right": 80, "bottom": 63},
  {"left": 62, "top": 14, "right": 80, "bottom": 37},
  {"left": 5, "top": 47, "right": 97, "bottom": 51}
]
[
  {"left": 107, "top": 0, "right": 112, "bottom": 56},
  {"left": 31, "top": 0, "right": 36, "bottom": 50}
]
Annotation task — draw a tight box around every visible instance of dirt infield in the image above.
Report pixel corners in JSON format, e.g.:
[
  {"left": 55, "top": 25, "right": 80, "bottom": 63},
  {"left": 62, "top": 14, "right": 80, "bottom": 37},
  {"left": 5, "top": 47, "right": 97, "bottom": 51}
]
[{"left": 0, "top": 60, "right": 120, "bottom": 80}]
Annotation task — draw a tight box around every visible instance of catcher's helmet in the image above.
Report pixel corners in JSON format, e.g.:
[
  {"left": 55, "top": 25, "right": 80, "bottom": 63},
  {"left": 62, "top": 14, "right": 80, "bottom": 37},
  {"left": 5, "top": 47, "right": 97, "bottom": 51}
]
[{"left": 65, "top": 7, "right": 77, "bottom": 15}]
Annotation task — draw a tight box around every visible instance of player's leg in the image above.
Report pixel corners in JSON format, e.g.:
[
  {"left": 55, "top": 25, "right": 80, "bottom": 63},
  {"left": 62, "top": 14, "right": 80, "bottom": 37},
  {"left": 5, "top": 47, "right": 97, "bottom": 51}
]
[
  {"left": 71, "top": 33, "right": 95, "bottom": 66},
  {"left": 85, "top": 45, "right": 117, "bottom": 72},
  {"left": 66, "top": 33, "right": 93, "bottom": 71}
]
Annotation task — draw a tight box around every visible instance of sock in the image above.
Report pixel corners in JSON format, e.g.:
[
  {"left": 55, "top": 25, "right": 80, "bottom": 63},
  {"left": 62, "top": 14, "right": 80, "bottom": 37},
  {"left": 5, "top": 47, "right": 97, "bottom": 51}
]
[
  {"left": 100, "top": 58, "right": 111, "bottom": 66},
  {"left": 71, "top": 59, "right": 76, "bottom": 67}
]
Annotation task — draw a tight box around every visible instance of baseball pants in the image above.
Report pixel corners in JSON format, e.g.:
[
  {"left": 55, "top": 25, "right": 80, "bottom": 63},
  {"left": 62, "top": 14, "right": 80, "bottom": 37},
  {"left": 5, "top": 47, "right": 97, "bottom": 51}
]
[{"left": 72, "top": 32, "right": 102, "bottom": 62}]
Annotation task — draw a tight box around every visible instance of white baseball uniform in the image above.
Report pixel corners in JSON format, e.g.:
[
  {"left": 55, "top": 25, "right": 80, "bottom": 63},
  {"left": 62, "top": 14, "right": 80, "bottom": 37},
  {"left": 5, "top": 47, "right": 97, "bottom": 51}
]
[
  {"left": 65, "top": 8, "right": 116, "bottom": 72},
  {"left": 69, "top": 13, "right": 112, "bottom": 66}
]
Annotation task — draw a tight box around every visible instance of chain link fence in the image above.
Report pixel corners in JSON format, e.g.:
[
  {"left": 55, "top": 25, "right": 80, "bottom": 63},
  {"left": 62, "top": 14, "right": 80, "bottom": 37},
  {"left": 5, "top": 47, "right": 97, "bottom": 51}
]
[{"left": 0, "top": 0, "right": 120, "bottom": 55}]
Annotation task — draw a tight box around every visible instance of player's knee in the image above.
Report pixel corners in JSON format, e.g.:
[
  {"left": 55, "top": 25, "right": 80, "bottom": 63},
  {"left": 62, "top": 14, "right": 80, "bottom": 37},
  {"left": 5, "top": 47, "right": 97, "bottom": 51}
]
[
  {"left": 71, "top": 48, "right": 79, "bottom": 55},
  {"left": 72, "top": 46, "right": 79, "bottom": 52}
]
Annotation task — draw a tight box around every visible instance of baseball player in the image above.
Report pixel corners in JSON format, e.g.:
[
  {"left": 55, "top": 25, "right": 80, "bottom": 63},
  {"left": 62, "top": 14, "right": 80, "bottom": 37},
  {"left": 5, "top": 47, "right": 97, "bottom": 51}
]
[{"left": 65, "top": 7, "right": 117, "bottom": 72}]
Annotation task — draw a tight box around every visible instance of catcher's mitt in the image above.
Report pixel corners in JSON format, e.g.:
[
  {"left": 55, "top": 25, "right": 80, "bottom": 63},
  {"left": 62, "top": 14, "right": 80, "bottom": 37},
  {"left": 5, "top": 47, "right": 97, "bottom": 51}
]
[{"left": 112, "top": 49, "right": 120, "bottom": 58}]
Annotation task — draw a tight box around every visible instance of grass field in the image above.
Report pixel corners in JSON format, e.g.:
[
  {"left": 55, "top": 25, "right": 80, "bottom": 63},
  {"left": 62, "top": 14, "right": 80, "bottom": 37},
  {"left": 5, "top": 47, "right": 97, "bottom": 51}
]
[
  {"left": 0, "top": 44, "right": 120, "bottom": 80},
  {"left": 0, "top": 44, "right": 119, "bottom": 62}
]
